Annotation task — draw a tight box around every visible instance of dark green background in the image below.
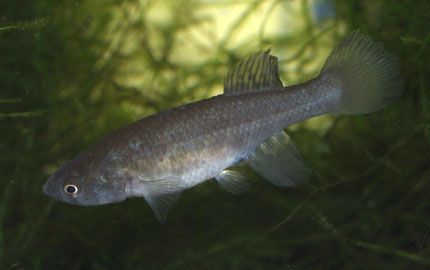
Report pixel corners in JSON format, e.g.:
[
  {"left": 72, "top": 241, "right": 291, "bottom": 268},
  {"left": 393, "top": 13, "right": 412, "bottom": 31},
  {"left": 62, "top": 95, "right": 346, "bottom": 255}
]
[{"left": 1, "top": 0, "right": 430, "bottom": 269}]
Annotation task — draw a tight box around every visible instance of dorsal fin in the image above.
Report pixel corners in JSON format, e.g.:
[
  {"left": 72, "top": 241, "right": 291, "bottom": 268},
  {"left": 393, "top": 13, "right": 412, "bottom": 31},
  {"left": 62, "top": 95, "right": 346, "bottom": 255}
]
[{"left": 224, "top": 49, "right": 283, "bottom": 95}]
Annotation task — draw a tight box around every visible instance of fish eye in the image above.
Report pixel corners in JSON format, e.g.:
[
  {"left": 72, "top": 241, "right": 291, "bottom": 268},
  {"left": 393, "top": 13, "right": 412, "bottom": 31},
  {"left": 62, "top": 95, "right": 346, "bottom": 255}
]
[{"left": 64, "top": 184, "right": 78, "bottom": 195}]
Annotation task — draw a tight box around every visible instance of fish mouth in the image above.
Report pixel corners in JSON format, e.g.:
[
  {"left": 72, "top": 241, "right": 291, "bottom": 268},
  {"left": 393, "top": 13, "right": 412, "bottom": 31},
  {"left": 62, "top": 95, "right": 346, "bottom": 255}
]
[
  {"left": 42, "top": 178, "right": 58, "bottom": 198},
  {"left": 42, "top": 181, "right": 49, "bottom": 195}
]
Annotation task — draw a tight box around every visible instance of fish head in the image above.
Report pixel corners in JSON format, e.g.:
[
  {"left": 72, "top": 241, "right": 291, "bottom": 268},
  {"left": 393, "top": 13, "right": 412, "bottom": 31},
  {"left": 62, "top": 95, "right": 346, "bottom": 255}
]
[{"left": 43, "top": 155, "right": 127, "bottom": 206}]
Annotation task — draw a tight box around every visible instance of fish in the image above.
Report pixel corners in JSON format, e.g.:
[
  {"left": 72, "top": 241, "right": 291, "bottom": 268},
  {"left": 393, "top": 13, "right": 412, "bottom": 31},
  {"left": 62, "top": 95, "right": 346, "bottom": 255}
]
[{"left": 43, "top": 30, "right": 403, "bottom": 222}]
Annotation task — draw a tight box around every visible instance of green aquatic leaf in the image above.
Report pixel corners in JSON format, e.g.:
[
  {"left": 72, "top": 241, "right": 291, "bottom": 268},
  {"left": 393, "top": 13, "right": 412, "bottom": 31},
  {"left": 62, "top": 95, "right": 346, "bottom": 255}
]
[{"left": 0, "top": 17, "right": 51, "bottom": 33}]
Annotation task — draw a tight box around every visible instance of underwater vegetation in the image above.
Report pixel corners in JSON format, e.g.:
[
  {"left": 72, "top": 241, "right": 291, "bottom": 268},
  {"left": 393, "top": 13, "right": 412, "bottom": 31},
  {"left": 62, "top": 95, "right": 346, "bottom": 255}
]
[{"left": 1, "top": 0, "right": 430, "bottom": 269}]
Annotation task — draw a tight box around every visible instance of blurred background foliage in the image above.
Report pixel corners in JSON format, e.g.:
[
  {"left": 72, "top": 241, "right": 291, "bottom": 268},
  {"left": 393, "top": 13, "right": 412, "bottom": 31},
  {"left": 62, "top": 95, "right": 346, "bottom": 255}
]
[{"left": 1, "top": 0, "right": 430, "bottom": 269}]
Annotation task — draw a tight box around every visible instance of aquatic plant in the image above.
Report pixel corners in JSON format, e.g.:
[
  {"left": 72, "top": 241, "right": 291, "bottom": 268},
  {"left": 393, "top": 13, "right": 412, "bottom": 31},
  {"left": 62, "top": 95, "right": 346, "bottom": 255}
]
[{"left": 1, "top": 0, "right": 430, "bottom": 269}]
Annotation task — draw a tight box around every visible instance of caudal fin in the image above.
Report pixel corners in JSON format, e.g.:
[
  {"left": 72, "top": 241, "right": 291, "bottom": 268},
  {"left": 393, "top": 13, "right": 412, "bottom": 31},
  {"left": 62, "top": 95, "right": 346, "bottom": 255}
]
[{"left": 321, "top": 30, "right": 404, "bottom": 115}]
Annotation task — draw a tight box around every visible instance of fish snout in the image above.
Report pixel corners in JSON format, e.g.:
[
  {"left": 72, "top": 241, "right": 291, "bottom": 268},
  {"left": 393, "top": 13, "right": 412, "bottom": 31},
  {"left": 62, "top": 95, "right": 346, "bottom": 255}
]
[{"left": 42, "top": 181, "right": 49, "bottom": 195}]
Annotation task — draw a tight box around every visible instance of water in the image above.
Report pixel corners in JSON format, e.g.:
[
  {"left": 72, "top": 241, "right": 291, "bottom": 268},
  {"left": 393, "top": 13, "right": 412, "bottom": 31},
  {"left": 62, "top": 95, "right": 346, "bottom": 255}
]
[{"left": 1, "top": 0, "right": 429, "bottom": 269}]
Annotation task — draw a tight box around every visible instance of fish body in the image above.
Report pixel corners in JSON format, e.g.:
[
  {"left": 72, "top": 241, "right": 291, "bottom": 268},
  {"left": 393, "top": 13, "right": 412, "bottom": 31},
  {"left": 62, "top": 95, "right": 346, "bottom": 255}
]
[{"left": 43, "top": 31, "right": 403, "bottom": 222}]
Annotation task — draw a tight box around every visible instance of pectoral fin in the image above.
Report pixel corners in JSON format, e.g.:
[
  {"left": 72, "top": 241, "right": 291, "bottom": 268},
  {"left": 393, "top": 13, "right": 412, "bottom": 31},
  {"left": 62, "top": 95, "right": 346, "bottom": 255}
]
[
  {"left": 134, "top": 178, "right": 186, "bottom": 223},
  {"left": 246, "top": 131, "right": 310, "bottom": 187},
  {"left": 144, "top": 191, "right": 181, "bottom": 223}
]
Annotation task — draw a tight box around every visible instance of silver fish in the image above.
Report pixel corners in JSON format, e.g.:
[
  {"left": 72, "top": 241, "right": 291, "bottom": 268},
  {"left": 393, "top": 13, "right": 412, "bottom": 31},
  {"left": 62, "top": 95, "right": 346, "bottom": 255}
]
[{"left": 43, "top": 31, "right": 403, "bottom": 222}]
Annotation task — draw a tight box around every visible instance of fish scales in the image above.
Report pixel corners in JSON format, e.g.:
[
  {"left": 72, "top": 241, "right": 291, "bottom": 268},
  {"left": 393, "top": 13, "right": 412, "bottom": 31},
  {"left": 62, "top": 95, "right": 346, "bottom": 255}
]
[
  {"left": 107, "top": 80, "right": 337, "bottom": 187},
  {"left": 43, "top": 31, "right": 403, "bottom": 222}
]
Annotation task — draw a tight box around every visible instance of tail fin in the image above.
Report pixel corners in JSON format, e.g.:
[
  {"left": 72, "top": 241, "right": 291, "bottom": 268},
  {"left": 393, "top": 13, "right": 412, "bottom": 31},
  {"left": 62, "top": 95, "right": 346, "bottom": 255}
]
[{"left": 321, "top": 30, "right": 404, "bottom": 115}]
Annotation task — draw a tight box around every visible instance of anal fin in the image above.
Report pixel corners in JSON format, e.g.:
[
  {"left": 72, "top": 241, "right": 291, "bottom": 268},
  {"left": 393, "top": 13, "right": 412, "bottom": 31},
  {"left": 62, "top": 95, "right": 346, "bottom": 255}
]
[{"left": 246, "top": 131, "right": 310, "bottom": 187}]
